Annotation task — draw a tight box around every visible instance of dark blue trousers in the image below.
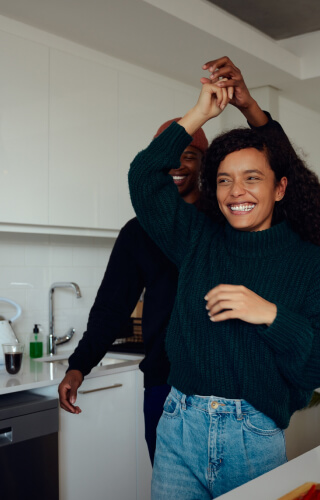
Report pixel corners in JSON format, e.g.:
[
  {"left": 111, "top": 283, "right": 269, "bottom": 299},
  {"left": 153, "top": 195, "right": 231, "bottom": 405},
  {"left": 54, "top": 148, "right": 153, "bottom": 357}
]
[{"left": 143, "top": 384, "right": 171, "bottom": 465}]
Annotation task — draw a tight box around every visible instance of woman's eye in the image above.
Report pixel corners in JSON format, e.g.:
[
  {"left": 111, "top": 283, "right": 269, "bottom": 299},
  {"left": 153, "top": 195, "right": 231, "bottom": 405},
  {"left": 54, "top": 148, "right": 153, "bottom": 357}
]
[{"left": 217, "top": 179, "right": 229, "bottom": 184}]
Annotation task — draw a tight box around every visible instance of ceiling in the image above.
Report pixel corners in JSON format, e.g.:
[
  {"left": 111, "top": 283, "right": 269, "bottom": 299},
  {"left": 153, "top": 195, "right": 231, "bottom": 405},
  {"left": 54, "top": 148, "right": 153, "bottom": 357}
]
[
  {"left": 0, "top": 0, "right": 319, "bottom": 113},
  {"left": 207, "top": 0, "right": 320, "bottom": 40}
]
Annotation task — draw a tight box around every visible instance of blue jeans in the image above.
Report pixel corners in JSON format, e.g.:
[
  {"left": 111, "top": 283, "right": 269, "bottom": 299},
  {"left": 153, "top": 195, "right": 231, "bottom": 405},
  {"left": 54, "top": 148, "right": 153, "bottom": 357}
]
[{"left": 152, "top": 387, "right": 287, "bottom": 499}]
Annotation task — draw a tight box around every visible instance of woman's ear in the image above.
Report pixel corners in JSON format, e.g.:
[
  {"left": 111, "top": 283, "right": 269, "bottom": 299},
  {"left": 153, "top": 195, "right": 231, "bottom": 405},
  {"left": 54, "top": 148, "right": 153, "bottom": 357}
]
[{"left": 276, "top": 177, "right": 288, "bottom": 201}]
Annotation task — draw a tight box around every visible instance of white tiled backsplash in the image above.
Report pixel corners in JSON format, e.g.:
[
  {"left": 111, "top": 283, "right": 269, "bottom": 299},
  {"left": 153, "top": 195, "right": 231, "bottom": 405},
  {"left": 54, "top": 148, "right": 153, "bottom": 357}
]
[{"left": 0, "top": 232, "right": 116, "bottom": 353}]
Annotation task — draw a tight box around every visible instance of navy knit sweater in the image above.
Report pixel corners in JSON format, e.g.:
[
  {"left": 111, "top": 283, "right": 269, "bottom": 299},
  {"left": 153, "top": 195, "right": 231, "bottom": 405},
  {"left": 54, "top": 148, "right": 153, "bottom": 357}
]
[{"left": 129, "top": 121, "right": 320, "bottom": 429}]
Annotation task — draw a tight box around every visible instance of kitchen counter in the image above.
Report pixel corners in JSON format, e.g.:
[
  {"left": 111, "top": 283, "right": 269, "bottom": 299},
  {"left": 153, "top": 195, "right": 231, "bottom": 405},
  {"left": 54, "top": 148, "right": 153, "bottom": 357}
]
[
  {"left": 0, "top": 351, "right": 142, "bottom": 395},
  {"left": 219, "top": 445, "right": 320, "bottom": 500}
]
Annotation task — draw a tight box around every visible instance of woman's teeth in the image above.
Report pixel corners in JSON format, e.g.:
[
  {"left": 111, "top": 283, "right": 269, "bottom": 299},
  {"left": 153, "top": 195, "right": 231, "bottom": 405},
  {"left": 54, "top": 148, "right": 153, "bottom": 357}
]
[
  {"left": 230, "top": 204, "right": 255, "bottom": 212},
  {"left": 172, "top": 176, "right": 185, "bottom": 181}
]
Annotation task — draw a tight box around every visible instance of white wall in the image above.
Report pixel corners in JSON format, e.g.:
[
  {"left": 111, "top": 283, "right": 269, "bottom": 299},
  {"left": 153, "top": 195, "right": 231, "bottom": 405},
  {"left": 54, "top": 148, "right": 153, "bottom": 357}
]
[
  {"left": 0, "top": 232, "right": 115, "bottom": 353},
  {"left": 279, "top": 96, "right": 320, "bottom": 175}
]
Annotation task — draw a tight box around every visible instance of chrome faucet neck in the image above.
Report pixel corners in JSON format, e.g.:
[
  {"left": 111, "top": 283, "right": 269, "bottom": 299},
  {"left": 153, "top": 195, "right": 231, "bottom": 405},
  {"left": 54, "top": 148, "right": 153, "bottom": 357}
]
[{"left": 48, "top": 282, "right": 81, "bottom": 355}]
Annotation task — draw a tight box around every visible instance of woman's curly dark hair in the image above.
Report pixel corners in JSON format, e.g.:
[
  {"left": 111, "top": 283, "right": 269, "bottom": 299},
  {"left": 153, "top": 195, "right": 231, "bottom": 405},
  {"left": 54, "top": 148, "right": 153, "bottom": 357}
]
[{"left": 198, "top": 126, "right": 320, "bottom": 246}]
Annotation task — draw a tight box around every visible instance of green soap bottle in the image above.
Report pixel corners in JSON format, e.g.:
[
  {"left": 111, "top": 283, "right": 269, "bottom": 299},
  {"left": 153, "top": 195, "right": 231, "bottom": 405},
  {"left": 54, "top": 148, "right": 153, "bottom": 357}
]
[{"left": 29, "top": 324, "right": 43, "bottom": 358}]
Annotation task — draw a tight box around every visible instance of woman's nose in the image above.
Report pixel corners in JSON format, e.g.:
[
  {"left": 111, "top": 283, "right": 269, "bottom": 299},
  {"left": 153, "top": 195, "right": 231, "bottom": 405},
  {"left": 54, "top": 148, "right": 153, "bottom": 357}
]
[{"left": 230, "top": 180, "right": 246, "bottom": 197}]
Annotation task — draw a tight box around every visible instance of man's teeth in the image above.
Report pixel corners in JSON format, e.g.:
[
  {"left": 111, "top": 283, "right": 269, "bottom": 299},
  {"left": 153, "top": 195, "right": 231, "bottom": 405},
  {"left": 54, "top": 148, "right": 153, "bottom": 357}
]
[
  {"left": 230, "top": 204, "right": 255, "bottom": 212},
  {"left": 172, "top": 176, "right": 185, "bottom": 180}
]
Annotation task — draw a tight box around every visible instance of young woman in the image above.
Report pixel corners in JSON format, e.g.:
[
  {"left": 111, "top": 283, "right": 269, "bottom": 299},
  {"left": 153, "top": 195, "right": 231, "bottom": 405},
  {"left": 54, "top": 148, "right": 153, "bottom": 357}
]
[{"left": 128, "top": 81, "right": 320, "bottom": 499}]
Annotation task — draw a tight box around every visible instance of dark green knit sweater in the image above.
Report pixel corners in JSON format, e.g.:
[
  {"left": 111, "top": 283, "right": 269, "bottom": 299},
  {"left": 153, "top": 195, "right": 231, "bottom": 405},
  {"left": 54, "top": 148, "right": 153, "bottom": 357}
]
[{"left": 128, "top": 121, "right": 320, "bottom": 429}]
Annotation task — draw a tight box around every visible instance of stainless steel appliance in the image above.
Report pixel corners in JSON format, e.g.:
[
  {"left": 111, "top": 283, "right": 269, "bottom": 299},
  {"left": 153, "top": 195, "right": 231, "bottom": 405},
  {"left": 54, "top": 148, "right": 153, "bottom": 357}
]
[{"left": 0, "top": 391, "right": 59, "bottom": 500}]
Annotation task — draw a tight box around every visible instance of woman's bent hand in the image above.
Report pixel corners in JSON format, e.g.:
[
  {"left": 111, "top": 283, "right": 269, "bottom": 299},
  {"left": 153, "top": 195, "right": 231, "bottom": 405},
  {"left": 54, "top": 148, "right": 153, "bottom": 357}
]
[
  {"left": 204, "top": 284, "right": 277, "bottom": 326},
  {"left": 178, "top": 82, "right": 229, "bottom": 137}
]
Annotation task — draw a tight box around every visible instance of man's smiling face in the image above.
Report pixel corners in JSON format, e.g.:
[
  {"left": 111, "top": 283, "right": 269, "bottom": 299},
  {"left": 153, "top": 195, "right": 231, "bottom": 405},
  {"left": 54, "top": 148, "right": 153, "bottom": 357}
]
[{"left": 169, "top": 146, "right": 202, "bottom": 204}]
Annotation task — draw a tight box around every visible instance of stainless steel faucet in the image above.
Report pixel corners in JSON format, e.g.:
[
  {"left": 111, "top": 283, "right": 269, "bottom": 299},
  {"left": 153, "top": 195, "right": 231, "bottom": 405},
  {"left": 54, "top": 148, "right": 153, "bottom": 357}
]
[{"left": 48, "top": 282, "right": 82, "bottom": 356}]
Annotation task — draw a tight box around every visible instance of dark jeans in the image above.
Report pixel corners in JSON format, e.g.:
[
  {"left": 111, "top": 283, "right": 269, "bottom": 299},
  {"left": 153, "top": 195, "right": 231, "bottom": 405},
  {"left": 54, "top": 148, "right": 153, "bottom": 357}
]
[{"left": 143, "top": 384, "right": 171, "bottom": 465}]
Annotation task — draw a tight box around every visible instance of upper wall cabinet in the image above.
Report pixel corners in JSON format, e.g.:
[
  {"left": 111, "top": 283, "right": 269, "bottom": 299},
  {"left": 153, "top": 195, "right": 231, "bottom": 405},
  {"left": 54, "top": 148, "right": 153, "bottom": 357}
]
[
  {"left": 0, "top": 31, "right": 49, "bottom": 225},
  {"left": 0, "top": 25, "right": 218, "bottom": 236},
  {"left": 117, "top": 73, "right": 177, "bottom": 228},
  {"left": 49, "top": 50, "right": 119, "bottom": 230}
]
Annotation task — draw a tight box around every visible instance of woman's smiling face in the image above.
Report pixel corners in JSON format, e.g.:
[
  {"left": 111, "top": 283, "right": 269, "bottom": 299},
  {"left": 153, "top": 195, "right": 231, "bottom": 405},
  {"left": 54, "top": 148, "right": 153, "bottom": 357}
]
[{"left": 216, "top": 148, "right": 287, "bottom": 232}]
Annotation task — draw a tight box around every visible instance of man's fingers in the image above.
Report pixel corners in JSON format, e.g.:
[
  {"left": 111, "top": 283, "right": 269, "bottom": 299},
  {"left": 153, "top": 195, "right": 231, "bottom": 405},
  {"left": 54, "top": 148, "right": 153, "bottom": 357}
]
[
  {"left": 209, "top": 64, "right": 236, "bottom": 79},
  {"left": 202, "top": 56, "right": 233, "bottom": 72},
  {"left": 60, "top": 400, "right": 82, "bottom": 414}
]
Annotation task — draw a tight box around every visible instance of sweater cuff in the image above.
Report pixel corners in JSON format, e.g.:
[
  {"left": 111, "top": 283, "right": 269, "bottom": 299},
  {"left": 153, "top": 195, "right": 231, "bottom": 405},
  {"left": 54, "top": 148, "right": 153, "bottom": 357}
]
[
  {"left": 257, "top": 303, "right": 314, "bottom": 354},
  {"left": 151, "top": 121, "right": 194, "bottom": 166},
  {"left": 248, "top": 111, "right": 273, "bottom": 130}
]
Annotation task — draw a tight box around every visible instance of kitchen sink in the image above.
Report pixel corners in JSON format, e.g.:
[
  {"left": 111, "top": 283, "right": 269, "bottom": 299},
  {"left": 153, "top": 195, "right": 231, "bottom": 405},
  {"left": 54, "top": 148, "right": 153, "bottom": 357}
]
[
  {"left": 35, "top": 353, "right": 141, "bottom": 372},
  {"left": 58, "top": 357, "right": 127, "bottom": 367}
]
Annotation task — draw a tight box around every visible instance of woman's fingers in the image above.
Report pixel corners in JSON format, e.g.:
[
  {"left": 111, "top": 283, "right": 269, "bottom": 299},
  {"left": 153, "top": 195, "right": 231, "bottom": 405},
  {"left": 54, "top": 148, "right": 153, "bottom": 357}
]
[
  {"left": 200, "top": 78, "right": 233, "bottom": 107},
  {"left": 209, "top": 309, "right": 239, "bottom": 323},
  {"left": 218, "top": 85, "right": 228, "bottom": 109},
  {"left": 205, "top": 284, "right": 242, "bottom": 303},
  {"left": 228, "top": 86, "right": 234, "bottom": 100},
  {"left": 204, "top": 284, "right": 277, "bottom": 325},
  {"left": 200, "top": 83, "right": 229, "bottom": 112},
  {"left": 200, "top": 77, "right": 213, "bottom": 84},
  {"left": 206, "top": 294, "right": 244, "bottom": 316}
]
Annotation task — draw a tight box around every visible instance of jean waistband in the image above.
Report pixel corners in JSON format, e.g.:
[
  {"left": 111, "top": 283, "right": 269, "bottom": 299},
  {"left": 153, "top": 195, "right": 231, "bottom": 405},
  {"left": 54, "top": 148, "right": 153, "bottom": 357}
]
[{"left": 170, "top": 386, "right": 257, "bottom": 416}]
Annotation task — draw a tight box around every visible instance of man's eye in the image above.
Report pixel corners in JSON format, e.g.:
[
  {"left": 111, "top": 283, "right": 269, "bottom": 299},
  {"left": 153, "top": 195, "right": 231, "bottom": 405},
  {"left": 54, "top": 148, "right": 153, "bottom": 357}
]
[{"left": 247, "top": 177, "right": 260, "bottom": 181}]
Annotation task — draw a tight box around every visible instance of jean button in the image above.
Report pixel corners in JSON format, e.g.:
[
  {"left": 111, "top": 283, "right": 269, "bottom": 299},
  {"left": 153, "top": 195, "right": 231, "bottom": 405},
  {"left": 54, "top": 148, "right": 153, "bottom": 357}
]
[{"left": 211, "top": 401, "right": 219, "bottom": 409}]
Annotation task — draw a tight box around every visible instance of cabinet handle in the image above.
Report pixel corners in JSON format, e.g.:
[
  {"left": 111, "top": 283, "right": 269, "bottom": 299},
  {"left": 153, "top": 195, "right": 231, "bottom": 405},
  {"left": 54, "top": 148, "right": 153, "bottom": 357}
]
[
  {"left": 0, "top": 427, "right": 12, "bottom": 447},
  {"left": 78, "top": 383, "right": 123, "bottom": 394}
]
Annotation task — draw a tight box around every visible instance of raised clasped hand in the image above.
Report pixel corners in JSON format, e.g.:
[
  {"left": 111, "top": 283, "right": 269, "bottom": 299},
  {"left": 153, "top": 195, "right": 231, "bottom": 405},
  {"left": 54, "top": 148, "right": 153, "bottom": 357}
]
[
  {"left": 194, "top": 80, "right": 230, "bottom": 121},
  {"left": 201, "top": 56, "right": 255, "bottom": 110},
  {"left": 179, "top": 80, "right": 230, "bottom": 135},
  {"left": 204, "top": 284, "right": 277, "bottom": 326}
]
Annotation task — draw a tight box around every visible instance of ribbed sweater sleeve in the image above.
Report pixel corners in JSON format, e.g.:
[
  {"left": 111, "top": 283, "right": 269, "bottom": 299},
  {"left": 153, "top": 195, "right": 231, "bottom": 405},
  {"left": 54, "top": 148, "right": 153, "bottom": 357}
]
[
  {"left": 258, "top": 272, "right": 320, "bottom": 391},
  {"left": 128, "top": 122, "right": 211, "bottom": 268},
  {"left": 248, "top": 111, "right": 284, "bottom": 134}
]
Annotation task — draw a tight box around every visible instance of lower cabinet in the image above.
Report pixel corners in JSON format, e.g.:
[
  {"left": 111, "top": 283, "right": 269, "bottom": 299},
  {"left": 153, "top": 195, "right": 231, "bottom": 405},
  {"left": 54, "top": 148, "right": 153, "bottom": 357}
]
[{"left": 58, "top": 369, "right": 152, "bottom": 500}]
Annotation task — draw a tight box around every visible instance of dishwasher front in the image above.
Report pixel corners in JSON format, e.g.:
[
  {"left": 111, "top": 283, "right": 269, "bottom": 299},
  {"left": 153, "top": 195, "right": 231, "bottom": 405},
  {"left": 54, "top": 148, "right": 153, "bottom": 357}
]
[{"left": 0, "top": 390, "right": 59, "bottom": 500}]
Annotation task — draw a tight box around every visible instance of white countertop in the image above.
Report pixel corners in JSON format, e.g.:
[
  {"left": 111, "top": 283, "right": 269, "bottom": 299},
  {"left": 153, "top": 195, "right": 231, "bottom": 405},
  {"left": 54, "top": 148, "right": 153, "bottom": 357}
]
[
  {"left": 219, "top": 445, "right": 320, "bottom": 500},
  {"left": 0, "top": 351, "right": 142, "bottom": 395}
]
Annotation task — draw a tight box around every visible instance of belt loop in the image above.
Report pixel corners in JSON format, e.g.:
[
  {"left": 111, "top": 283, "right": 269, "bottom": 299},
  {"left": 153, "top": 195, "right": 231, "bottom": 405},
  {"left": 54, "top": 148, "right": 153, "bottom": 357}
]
[
  {"left": 181, "top": 393, "right": 186, "bottom": 411},
  {"left": 236, "top": 400, "right": 242, "bottom": 420}
]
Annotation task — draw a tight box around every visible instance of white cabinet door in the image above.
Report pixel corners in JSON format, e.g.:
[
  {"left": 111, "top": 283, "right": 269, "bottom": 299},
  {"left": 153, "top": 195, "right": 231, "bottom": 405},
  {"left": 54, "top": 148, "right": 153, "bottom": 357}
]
[
  {"left": 0, "top": 31, "right": 49, "bottom": 225},
  {"left": 135, "top": 371, "right": 152, "bottom": 500},
  {"left": 118, "top": 73, "right": 176, "bottom": 228},
  {"left": 59, "top": 370, "right": 137, "bottom": 500},
  {"left": 49, "top": 50, "right": 119, "bottom": 230}
]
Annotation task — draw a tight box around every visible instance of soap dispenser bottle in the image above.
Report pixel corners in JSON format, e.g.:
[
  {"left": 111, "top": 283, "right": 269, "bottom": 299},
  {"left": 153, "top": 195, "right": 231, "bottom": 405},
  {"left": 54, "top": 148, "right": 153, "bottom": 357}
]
[{"left": 29, "top": 324, "right": 43, "bottom": 358}]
